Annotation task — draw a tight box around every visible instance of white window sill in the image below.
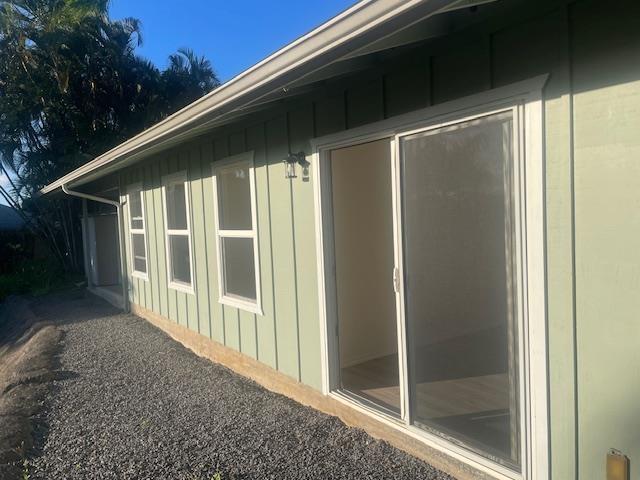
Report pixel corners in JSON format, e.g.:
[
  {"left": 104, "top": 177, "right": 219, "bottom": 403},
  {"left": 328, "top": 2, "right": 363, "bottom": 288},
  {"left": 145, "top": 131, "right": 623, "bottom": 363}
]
[
  {"left": 132, "top": 271, "right": 149, "bottom": 281},
  {"left": 168, "top": 281, "right": 195, "bottom": 295},
  {"left": 219, "top": 296, "right": 263, "bottom": 316}
]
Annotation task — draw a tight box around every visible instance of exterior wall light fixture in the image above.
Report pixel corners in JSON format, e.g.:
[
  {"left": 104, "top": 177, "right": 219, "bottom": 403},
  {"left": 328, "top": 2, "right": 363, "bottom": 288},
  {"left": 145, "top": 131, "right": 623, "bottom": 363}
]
[{"left": 283, "top": 151, "right": 310, "bottom": 181}]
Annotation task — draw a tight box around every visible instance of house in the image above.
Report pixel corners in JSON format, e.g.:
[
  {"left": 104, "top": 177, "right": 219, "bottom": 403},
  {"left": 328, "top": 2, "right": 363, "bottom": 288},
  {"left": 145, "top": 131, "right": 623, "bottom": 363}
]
[{"left": 40, "top": 0, "right": 640, "bottom": 479}]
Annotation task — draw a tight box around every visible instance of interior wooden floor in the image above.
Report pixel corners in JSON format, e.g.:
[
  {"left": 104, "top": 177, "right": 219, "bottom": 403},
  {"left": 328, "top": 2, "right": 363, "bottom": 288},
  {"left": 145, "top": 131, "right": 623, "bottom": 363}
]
[
  {"left": 341, "top": 354, "right": 402, "bottom": 412},
  {"left": 341, "top": 351, "right": 515, "bottom": 460},
  {"left": 341, "top": 354, "right": 509, "bottom": 419}
]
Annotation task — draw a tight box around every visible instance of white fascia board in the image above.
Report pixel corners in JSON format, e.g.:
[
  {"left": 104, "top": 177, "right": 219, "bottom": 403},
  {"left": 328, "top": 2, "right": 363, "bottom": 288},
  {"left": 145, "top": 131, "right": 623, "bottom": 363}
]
[{"left": 41, "top": 0, "right": 462, "bottom": 194}]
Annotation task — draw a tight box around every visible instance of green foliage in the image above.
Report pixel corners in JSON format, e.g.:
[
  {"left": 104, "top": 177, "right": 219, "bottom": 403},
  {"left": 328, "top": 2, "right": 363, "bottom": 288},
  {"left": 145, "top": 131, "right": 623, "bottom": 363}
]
[
  {"left": 0, "top": 257, "right": 82, "bottom": 301},
  {"left": 0, "top": 0, "right": 220, "bottom": 272},
  {"left": 22, "top": 459, "right": 30, "bottom": 480},
  {"left": 0, "top": 231, "right": 35, "bottom": 274}
]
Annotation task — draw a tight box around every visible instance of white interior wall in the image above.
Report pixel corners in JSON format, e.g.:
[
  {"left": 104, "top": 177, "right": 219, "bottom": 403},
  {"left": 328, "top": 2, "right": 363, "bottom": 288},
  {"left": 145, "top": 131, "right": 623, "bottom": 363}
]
[
  {"left": 402, "top": 117, "right": 510, "bottom": 348},
  {"left": 331, "top": 139, "right": 398, "bottom": 367}
]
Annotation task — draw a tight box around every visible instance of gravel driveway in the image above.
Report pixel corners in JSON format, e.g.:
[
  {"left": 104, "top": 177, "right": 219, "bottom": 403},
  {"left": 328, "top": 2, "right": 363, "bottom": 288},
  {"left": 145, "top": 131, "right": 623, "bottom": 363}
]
[{"left": 27, "top": 292, "right": 453, "bottom": 480}]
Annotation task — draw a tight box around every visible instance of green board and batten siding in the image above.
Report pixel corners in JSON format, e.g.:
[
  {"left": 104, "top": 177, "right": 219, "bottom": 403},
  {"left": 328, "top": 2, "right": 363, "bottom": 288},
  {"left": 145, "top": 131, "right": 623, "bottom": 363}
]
[{"left": 117, "top": 1, "right": 640, "bottom": 479}]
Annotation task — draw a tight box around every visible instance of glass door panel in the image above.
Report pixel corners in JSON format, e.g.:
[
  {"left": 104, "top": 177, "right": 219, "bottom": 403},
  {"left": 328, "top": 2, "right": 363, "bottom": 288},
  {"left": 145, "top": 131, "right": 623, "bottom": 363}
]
[{"left": 400, "top": 111, "right": 521, "bottom": 468}]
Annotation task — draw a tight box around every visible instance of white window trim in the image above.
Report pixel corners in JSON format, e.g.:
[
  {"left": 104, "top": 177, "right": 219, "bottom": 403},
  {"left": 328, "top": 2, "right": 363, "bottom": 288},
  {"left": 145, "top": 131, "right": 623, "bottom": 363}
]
[
  {"left": 212, "top": 152, "right": 263, "bottom": 315},
  {"left": 127, "top": 183, "right": 148, "bottom": 281},
  {"left": 161, "top": 170, "right": 195, "bottom": 295},
  {"left": 310, "top": 75, "right": 549, "bottom": 480}
]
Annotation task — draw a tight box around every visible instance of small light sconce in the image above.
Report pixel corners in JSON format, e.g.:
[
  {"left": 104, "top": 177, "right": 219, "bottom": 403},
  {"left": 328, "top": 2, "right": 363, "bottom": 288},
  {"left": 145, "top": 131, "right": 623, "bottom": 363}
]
[{"left": 283, "top": 151, "right": 310, "bottom": 181}]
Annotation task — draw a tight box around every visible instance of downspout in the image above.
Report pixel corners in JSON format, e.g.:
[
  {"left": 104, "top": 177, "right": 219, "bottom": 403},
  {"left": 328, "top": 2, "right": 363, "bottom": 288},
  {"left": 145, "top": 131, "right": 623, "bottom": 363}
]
[{"left": 61, "top": 183, "right": 130, "bottom": 312}]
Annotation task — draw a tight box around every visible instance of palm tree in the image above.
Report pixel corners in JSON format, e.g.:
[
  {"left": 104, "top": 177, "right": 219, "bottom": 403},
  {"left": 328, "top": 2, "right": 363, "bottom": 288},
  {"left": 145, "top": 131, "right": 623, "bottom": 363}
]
[
  {"left": 0, "top": 0, "right": 219, "bottom": 271},
  {"left": 163, "top": 47, "right": 219, "bottom": 112}
]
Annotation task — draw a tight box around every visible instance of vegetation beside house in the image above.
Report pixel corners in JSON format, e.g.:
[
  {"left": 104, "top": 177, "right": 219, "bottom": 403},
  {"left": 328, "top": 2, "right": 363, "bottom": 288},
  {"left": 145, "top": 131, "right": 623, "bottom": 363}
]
[{"left": 0, "top": 0, "right": 219, "bottom": 274}]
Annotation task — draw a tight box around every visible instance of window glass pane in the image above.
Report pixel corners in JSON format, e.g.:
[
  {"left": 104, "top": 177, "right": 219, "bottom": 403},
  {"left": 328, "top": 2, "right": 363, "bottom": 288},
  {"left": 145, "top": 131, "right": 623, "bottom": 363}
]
[
  {"left": 169, "top": 235, "right": 191, "bottom": 285},
  {"left": 166, "top": 181, "right": 188, "bottom": 230},
  {"left": 134, "top": 257, "right": 146, "bottom": 273},
  {"left": 222, "top": 237, "right": 256, "bottom": 301},
  {"left": 132, "top": 233, "right": 146, "bottom": 273},
  {"left": 401, "top": 111, "right": 520, "bottom": 468},
  {"left": 217, "top": 165, "right": 252, "bottom": 230},
  {"left": 130, "top": 190, "right": 143, "bottom": 229},
  {"left": 132, "top": 218, "right": 144, "bottom": 230}
]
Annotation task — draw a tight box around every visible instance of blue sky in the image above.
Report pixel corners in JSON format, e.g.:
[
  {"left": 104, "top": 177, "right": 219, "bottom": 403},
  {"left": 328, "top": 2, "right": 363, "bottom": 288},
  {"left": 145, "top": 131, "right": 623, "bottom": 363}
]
[
  {"left": 109, "top": 0, "right": 356, "bottom": 82},
  {"left": 0, "top": 0, "right": 356, "bottom": 205}
]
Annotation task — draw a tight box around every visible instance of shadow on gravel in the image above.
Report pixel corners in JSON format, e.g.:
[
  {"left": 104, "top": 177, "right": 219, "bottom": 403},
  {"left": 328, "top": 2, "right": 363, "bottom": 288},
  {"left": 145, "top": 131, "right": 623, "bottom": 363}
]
[
  {"left": 0, "top": 289, "right": 99, "bottom": 479},
  {"left": 7, "top": 290, "right": 119, "bottom": 478},
  {"left": 0, "top": 295, "right": 65, "bottom": 479},
  {"left": 29, "top": 290, "right": 120, "bottom": 328}
]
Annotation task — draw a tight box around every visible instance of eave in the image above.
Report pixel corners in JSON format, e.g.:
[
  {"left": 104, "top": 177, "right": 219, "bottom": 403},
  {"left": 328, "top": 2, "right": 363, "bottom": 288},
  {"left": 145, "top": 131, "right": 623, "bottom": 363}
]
[{"left": 41, "top": 0, "right": 481, "bottom": 194}]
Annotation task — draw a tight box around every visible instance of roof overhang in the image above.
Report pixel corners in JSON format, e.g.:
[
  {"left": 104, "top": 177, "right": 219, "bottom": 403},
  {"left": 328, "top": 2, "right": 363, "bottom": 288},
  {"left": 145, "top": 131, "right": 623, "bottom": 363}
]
[{"left": 41, "top": 0, "right": 490, "bottom": 194}]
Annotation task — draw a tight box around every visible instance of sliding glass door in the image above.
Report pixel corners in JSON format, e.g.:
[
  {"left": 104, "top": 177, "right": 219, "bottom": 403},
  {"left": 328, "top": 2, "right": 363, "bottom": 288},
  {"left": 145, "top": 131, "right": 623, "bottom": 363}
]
[
  {"left": 322, "top": 107, "right": 528, "bottom": 474},
  {"left": 399, "top": 111, "right": 521, "bottom": 469}
]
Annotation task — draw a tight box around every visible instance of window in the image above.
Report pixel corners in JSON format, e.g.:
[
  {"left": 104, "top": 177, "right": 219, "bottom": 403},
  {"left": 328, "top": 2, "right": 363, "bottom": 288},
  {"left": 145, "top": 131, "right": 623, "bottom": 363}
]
[
  {"left": 128, "top": 184, "right": 148, "bottom": 279},
  {"left": 162, "top": 171, "right": 194, "bottom": 293},
  {"left": 212, "top": 152, "right": 262, "bottom": 314}
]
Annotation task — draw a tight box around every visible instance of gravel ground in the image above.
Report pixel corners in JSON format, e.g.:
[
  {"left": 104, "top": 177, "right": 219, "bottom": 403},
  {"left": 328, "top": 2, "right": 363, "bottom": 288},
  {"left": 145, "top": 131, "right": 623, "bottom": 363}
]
[{"left": 27, "top": 292, "right": 454, "bottom": 480}]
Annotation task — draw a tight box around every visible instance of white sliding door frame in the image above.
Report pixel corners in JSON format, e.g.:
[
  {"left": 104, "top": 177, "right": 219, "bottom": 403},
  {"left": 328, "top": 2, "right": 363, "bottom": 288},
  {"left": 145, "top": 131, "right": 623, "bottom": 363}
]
[{"left": 311, "top": 75, "right": 549, "bottom": 480}]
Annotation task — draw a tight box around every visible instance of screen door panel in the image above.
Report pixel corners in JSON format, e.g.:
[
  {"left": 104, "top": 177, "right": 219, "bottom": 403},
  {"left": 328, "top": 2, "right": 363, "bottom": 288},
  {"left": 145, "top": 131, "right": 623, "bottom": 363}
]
[{"left": 400, "top": 111, "right": 521, "bottom": 468}]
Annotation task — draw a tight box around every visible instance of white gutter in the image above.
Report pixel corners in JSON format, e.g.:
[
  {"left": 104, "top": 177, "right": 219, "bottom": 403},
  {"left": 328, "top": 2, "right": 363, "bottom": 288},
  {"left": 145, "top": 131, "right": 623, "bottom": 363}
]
[
  {"left": 41, "top": 0, "right": 465, "bottom": 194},
  {"left": 62, "top": 184, "right": 120, "bottom": 208},
  {"left": 61, "top": 184, "right": 129, "bottom": 312}
]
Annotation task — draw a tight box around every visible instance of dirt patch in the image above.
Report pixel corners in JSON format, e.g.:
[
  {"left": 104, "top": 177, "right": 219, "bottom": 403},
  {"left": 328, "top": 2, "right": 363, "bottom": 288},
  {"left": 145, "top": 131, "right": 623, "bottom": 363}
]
[{"left": 0, "top": 297, "right": 62, "bottom": 479}]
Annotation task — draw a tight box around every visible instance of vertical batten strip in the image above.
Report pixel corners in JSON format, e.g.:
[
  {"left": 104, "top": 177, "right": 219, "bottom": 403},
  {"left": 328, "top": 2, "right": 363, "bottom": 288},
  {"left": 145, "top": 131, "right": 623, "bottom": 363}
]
[
  {"left": 191, "top": 141, "right": 210, "bottom": 338},
  {"left": 183, "top": 146, "right": 199, "bottom": 333},
  {"left": 289, "top": 105, "right": 323, "bottom": 389},
  {"left": 248, "top": 122, "right": 277, "bottom": 368},
  {"left": 286, "top": 113, "right": 302, "bottom": 382},
  {"left": 266, "top": 114, "right": 300, "bottom": 381}
]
